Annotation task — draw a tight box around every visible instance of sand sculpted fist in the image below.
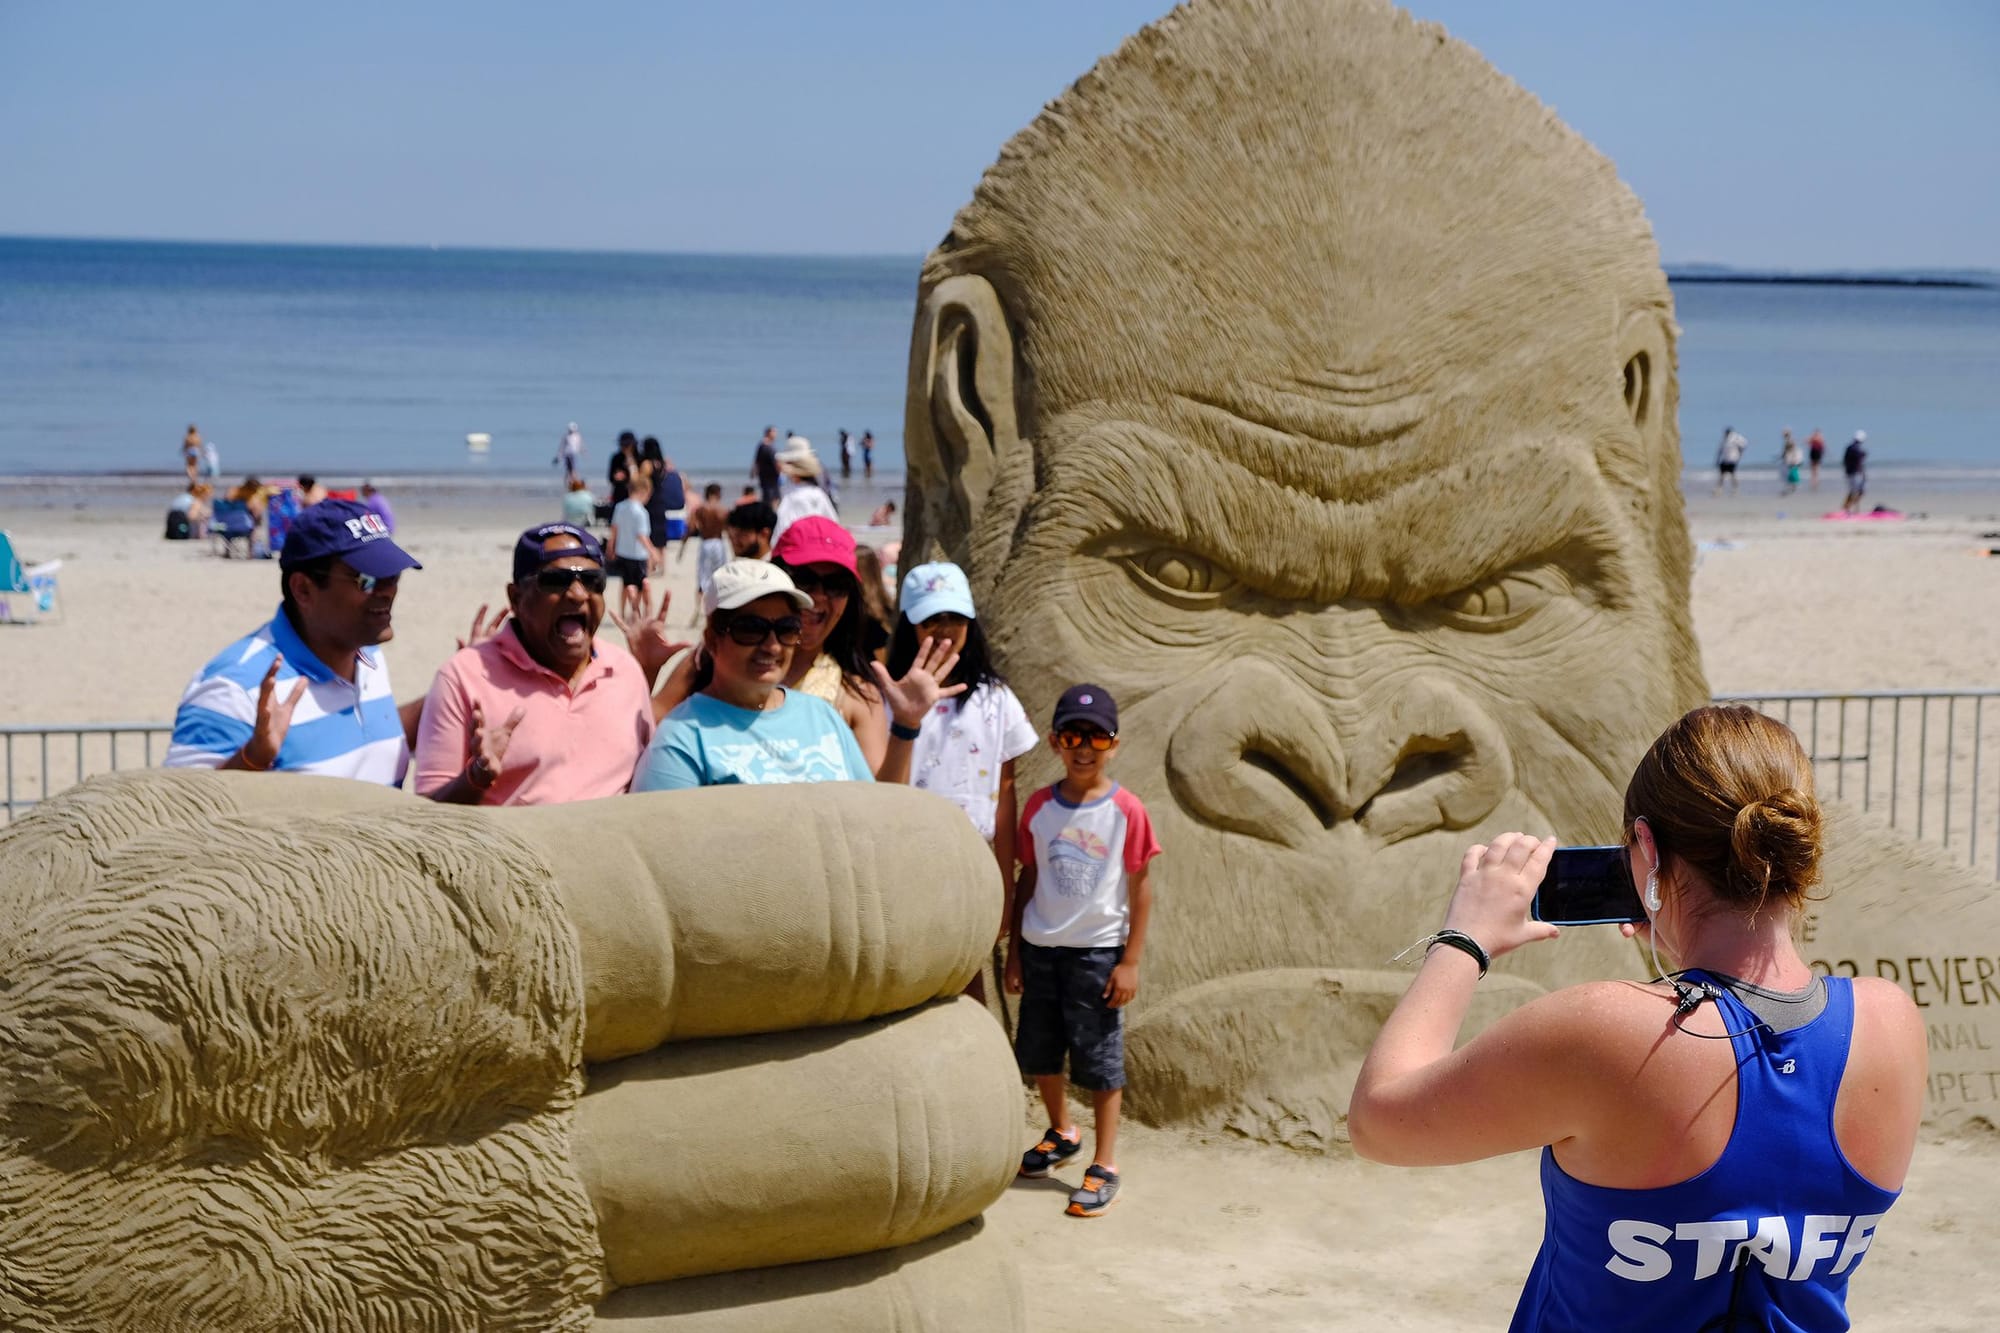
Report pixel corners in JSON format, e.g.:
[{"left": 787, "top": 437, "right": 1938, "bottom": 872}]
[{"left": 0, "top": 771, "right": 1026, "bottom": 1330}]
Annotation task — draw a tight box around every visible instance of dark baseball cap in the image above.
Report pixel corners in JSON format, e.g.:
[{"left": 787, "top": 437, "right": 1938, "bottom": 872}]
[
  {"left": 1052, "top": 683, "right": 1118, "bottom": 735},
  {"left": 512, "top": 523, "right": 606, "bottom": 582},
  {"left": 280, "top": 498, "right": 421, "bottom": 579}
]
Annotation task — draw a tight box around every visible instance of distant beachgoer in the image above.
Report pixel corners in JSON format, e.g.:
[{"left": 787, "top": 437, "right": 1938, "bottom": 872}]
[
  {"left": 610, "top": 472, "right": 659, "bottom": 621},
  {"left": 1842, "top": 431, "right": 1869, "bottom": 514},
  {"left": 838, "top": 428, "right": 853, "bottom": 479},
  {"left": 1715, "top": 428, "right": 1745, "bottom": 495},
  {"left": 562, "top": 477, "right": 596, "bottom": 528},
  {"left": 164, "top": 499, "right": 419, "bottom": 781},
  {"left": 1808, "top": 428, "right": 1827, "bottom": 490},
  {"left": 201, "top": 439, "right": 221, "bottom": 481},
  {"left": 182, "top": 425, "right": 203, "bottom": 481},
  {"left": 860, "top": 430, "right": 875, "bottom": 480},
  {"left": 725, "top": 500, "right": 776, "bottom": 561},
  {"left": 360, "top": 480, "right": 395, "bottom": 533},
  {"left": 556, "top": 422, "right": 585, "bottom": 483},
  {"left": 415, "top": 523, "right": 658, "bottom": 806},
  {"left": 691, "top": 483, "right": 731, "bottom": 604},
  {"left": 607, "top": 431, "right": 639, "bottom": 508},
  {"left": 772, "top": 439, "right": 838, "bottom": 541},
  {"left": 630, "top": 560, "right": 871, "bottom": 791},
  {"left": 752, "top": 426, "right": 782, "bottom": 506},
  {"left": 642, "top": 438, "right": 688, "bottom": 568},
  {"left": 738, "top": 483, "right": 758, "bottom": 505},
  {"left": 187, "top": 482, "right": 213, "bottom": 539},
  {"left": 1779, "top": 431, "right": 1802, "bottom": 496},
  {"left": 869, "top": 499, "right": 898, "bottom": 527},
  {"left": 298, "top": 474, "right": 328, "bottom": 508}
]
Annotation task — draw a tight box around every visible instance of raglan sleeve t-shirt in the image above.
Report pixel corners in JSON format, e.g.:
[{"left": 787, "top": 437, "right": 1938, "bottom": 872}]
[{"left": 1018, "top": 784, "right": 1160, "bottom": 949}]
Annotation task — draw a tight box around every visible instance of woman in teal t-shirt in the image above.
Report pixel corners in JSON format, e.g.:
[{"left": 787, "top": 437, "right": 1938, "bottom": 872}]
[{"left": 632, "top": 560, "right": 872, "bottom": 791}]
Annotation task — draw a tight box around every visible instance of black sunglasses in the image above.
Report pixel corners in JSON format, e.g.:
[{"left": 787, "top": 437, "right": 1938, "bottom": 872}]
[
  {"left": 723, "top": 614, "right": 804, "bottom": 647},
  {"left": 533, "top": 566, "right": 608, "bottom": 594},
  {"left": 787, "top": 567, "right": 855, "bottom": 598}
]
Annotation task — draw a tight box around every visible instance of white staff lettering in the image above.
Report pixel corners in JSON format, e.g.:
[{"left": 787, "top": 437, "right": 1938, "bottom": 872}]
[{"left": 1604, "top": 1213, "right": 1889, "bottom": 1283}]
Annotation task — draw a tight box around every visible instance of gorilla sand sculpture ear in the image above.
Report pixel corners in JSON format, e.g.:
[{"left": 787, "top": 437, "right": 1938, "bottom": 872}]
[
  {"left": 907, "top": 0, "right": 2000, "bottom": 1144},
  {"left": 903, "top": 272, "right": 1029, "bottom": 573},
  {"left": 0, "top": 771, "right": 1025, "bottom": 1330}
]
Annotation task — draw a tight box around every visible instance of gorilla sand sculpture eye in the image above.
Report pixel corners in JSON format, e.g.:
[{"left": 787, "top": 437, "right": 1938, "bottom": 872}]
[{"left": 904, "top": 0, "right": 2000, "bottom": 1148}]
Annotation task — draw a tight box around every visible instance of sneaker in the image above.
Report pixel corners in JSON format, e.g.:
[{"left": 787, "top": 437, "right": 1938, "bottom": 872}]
[
  {"left": 1018, "top": 1126, "right": 1082, "bottom": 1178},
  {"left": 1066, "top": 1165, "right": 1120, "bottom": 1217}
]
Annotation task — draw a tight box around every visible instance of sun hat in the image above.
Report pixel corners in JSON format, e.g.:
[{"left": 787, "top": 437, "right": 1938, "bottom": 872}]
[
  {"left": 704, "top": 558, "right": 813, "bottom": 617},
  {"left": 900, "top": 561, "right": 976, "bottom": 624},
  {"left": 770, "top": 516, "right": 857, "bottom": 575},
  {"left": 777, "top": 438, "right": 824, "bottom": 478},
  {"left": 1052, "top": 683, "right": 1118, "bottom": 735},
  {"left": 280, "top": 498, "right": 422, "bottom": 578},
  {"left": 1854, "top": 430, "right": 1867, "bottom": 442},
  {"left": 512, "top": 522, "right": 605, "bottom": 582}
]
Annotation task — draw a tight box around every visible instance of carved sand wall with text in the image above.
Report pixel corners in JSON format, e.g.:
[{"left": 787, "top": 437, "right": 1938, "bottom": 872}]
[
  {"left": 0, "top": 772, "right": 1024, "bottom": 1331},
  {"left": 904, "top": 0, "right": 2000, "bottom": 1141}
]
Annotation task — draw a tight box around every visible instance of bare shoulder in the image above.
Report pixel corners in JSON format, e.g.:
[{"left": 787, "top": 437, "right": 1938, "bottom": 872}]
[
  {"left": 1471, "top": 977, "right": 1677, "bottom": 1066},
  {"left": 1849, "top": 976, "right": 1927, "bottom": 1053}
]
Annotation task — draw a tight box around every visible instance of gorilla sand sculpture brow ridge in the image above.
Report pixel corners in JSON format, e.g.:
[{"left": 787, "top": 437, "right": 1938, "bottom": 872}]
[
  {"left": 905, "top": 0, "right": 2000, "bottom": 1145},
  {"left": 0, "top": 772, "right": 1025, "bottom": 1331}
]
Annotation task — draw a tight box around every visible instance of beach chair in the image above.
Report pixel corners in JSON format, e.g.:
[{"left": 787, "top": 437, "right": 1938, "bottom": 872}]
[
  {"left": 0, "top": 530, "right": 61, "bottom": 623},
  {"left": 210, "top": 499, "right": 257, "bottom": 558}
]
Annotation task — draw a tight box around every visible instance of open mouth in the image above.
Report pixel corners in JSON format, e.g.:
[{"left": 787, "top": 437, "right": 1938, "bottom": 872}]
[{"left": 555, "top": 613, "right": 590, "bottom": 645}]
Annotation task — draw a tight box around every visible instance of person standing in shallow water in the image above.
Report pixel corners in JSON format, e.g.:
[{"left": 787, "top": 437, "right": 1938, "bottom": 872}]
[
  {"left": 1348, "top": 705, "right": 1925, "bottom": 1332},
  {"left": 1807, "top": 428, "right": 1827, "bottom": 490}
]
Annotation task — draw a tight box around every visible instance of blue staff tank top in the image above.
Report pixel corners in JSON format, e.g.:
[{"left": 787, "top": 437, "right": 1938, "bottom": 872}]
[{"left": 1509, "top": 974, "right": 1899, "bottom": 1332}]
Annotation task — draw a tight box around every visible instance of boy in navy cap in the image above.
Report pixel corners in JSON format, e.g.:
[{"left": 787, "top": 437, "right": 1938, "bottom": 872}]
[
  {"left": 165, "top": 498, "right": 421, "bottom": 783},
  {"left": 1004, "top": 683, "right": 1161, "bottom": 1217}
]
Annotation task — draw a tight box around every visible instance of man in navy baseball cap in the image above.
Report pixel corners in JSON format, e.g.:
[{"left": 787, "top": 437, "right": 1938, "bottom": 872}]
[
  {"left": 281, "top": 497, "right": 423, "bottom": 581},
  {"left": 163, "top": 497, "right": 421, "bottom": 783}
]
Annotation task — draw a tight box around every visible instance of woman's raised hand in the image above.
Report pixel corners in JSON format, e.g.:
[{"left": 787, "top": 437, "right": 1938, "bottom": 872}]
[{"left": 1441, "top": 833, "right": 1561, "bottom": 961}]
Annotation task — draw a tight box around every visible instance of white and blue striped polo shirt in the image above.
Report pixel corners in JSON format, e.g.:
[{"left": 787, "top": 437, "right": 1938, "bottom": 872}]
[{"left": 164, "top": 607, "right": 409, "bottom": 785}]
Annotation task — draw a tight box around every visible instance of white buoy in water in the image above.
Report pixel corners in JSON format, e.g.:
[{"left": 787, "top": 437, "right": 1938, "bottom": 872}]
[{"left": 465, "top": 432, "right": 491, "bottom": 454}]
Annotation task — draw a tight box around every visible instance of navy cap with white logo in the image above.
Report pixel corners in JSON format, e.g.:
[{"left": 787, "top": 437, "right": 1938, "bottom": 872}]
[
  {"left": 1052, "top": 683, "right": 1118, "bottom": 735},
  {"left": 279, "top": 498, "right": 422, "bottom": 579}
]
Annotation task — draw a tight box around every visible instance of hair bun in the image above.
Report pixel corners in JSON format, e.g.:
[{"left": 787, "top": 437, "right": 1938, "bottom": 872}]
[{"left": 1728, "top": 787, "right": 1822, "bottom": 905}]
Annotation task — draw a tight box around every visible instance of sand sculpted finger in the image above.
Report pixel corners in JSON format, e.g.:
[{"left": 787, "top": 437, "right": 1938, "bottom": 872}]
[{"left": 0, "top": 771, "right": 1021, "bottom": 1330}]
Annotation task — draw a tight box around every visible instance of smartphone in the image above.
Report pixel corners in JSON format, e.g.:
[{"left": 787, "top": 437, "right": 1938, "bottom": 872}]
[{"left": 1532, "top": 845, "right": 1645, "bottom": 925}]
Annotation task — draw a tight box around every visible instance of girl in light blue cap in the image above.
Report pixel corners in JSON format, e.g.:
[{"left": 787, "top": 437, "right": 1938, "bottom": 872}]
[{"left": 875, "top": 562, "right": 1040, "bottom": 946}]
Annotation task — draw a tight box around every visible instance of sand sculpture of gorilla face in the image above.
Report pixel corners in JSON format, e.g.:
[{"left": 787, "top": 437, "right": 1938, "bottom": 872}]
[{"left": 905, "top": 0, "right": 1709, "bottom": 1126}]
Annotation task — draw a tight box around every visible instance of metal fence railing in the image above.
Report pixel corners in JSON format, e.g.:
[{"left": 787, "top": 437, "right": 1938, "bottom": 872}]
[
  {"left": 1716, "top": 690, "right": 2000, "bottom": 881},
  {"left": 7, "top": 696, "right": 2000, "bottom": 877},
  {"left": 2, "top": 724, "right": 175, "bottom": 824}
]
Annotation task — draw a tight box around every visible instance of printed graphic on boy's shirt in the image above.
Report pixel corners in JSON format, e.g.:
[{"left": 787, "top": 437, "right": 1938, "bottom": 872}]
[{"left": 1049, "top": 826, "right": 1111, "bottom": 896}]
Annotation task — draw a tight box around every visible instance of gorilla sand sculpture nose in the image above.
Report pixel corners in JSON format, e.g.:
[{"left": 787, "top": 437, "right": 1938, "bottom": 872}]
[{"left": 1167, "top": 659, "right": 1510, "bottom": 846}]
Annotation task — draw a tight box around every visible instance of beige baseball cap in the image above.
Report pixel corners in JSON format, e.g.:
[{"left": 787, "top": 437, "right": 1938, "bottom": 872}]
[{"left": 703, "top": 558, "right": 813, "bottom": 617}]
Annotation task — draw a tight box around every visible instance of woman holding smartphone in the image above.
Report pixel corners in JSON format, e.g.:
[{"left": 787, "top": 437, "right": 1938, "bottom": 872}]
[{"left": 1349, "top": 705, "right": 1925, "bottom": 1332}]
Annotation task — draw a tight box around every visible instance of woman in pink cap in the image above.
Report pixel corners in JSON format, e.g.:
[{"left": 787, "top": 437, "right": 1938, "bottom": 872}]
[{"left": 768, "top": 516, "right": 890, "bottom": 769}]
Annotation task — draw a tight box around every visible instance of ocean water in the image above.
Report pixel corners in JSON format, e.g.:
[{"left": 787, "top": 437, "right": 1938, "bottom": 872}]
[{"left": 1, "top": 237, "right": 1996, "bottom": 482}]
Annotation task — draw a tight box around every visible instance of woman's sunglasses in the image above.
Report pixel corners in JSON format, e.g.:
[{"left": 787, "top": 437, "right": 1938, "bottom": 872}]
[
  {"left": 787, "top": 567, "right": 855, "bottom": 598},
  {"left": 534, "top": 566, "right": 609, "bottom": 594},
  {"left": 723, "top": 614, "right": 804, "bottom": 647},
  {"left": 1055, "top": 728, "right": 1116, "bottom": 752}
]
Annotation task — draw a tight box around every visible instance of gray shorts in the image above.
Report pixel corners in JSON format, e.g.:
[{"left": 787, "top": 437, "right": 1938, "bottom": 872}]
[{"left": 1013, "top": 941, "right": 1125, "bottom": 1091}]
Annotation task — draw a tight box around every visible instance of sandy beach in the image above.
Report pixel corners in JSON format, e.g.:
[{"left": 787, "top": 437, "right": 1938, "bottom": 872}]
[{"left": 3, "top": 470, "right": 1997, "bottom": 1328}]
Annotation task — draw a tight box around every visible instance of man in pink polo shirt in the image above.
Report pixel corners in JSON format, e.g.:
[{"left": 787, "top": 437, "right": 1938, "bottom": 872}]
[{"left": 415, "top": 523, "right": 657, "bottom": 805}]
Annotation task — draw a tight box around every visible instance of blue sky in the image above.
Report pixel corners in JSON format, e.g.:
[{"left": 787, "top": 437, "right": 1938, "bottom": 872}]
[{"left": 2, "top": 0, "right": 1995, "bottom": 268}]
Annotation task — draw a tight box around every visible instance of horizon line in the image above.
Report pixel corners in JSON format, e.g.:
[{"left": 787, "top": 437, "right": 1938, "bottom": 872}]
[{"left": 3, "top": 231, "right": 1995, "bottom": 279}]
